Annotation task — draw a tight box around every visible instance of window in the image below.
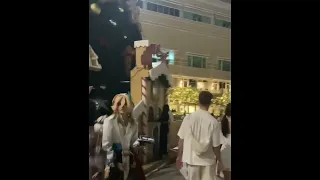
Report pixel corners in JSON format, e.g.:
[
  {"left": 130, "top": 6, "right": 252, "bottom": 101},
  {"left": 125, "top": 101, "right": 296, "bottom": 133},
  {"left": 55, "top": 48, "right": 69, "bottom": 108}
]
[
  {"left": 212, "top": 82, "right": 219, "bottom": 91},
  {"left": 170, "top": 8, "right": 175, "bottom": 16},
  {"left": 226, "top": 83, "right": 231, "bottom": 91},
  {"left": 219, "top": 82, "right": 226, "bottom": 89},
  {"left": 183, "top": 12, "right": 193, "bottom": 21},
  {"left": 137, "top": 0, "right": 143, "bottom": 8},
  {"left": 91, "top": 59, "right": 97, "bottom": 66},
  {"left": 192, "top": 14, "right": 201, "bottom": 21},
  {"left": 188, "top": 55, "right": 206, "bottom": 68},
  {"left": 197, "top": 81, "right": 206, "bottom": 90},
  {"left": 146, "top": 2, "right": 180, "bottom": 17},
  {"left": 223, "top": 21, "right": 231, "bottom": 28},
  {"left": 214, "top": 17, "right": 231, "bottom": 29},
  {"left": 179, "top": 80, "right": 188, "bottom": 87},
  {"left": 152, "top": 56, "right": 158, "bottom": 63},
  {"left": 183, "top": 11, "right": 211, "bottom": 24},
  {"left": 214, "top": 18, "right": 224, "bottom": 26},
  {"left": 152, "top": 49, "right": 175, "bottom": 65},
  {"left": 158, "top": 5, "right": 163, "bottom": 13},
  {"left": 189, "top": 79, "right": 197, "bottom": 88},
  {"left": 174, "top": 9, "right": 180, "bottom": 17},
  {"left": 147, "top": 2, "right": 157, "bottom": 12},
  {"left": 183, "top": 80, "right": 188, "bottom": 87},
  {"left": 218, "top": 60, "right": 231, "bottom": 72},
  {"left": 164, "top": 6, "right": 169, "bottom": 14},
  {"left": 202, "top": 16, "right": 211, "bottom": 24}
]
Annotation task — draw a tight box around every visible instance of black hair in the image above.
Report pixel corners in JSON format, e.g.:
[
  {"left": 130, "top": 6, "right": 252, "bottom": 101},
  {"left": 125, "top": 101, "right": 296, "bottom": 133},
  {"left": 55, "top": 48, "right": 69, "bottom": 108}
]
[
  {"left": 221, "top": 103, "right": 231, "bottom": 138},
  {"left": 198, "top": 91, "right": 213, "bottom": 106}
]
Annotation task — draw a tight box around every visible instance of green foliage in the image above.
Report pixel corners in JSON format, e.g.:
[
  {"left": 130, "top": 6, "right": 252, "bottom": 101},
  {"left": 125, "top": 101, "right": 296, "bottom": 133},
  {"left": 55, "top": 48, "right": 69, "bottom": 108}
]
[
  {"left": 169, "top": 87, "right": 231, "bottom": 107},
  {"left": 169, "top": 87, "right": 200, "bottom": 105},
  {"left": 213, "top": 91, "right": 231, "bottom": 106}
]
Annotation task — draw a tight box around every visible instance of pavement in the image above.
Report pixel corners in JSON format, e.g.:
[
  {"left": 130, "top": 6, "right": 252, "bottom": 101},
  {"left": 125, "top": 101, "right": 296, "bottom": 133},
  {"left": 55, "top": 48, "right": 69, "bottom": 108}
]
[
  {"left": 147, "top": 164, "right": 183, "bottom": 180},
  {"left": 143, "top": 159, "right": 168, "bottom": 173},
  {"left": 147, "top": 163, "right": 223, "bottom": 180}
]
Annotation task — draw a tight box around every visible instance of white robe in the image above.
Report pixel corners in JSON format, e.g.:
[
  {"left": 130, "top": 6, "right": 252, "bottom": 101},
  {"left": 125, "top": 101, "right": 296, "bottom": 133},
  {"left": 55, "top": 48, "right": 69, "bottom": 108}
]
[
  {"left": 221, "top": 134, "right": 231, "bottom": 170},
  {"left": 102, "top": 114, "right": 139, "bottom": 180}
]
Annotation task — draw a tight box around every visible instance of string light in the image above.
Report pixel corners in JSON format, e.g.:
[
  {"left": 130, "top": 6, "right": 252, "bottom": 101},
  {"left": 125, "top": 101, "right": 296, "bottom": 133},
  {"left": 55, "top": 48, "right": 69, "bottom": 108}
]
[
  {"left": 90, "top": 3, "right": 101, "bottom": 15},
  {"left": 109, "top": 19, "right": 117, "bottom": 26}
]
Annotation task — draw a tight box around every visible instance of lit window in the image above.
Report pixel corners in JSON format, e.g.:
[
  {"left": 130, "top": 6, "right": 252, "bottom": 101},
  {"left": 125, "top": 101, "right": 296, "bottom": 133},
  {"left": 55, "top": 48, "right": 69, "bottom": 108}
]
[
  {"left": 212, "top": 82, "right": 219, "bottom": 91},
  {"left": 152, "top": 48, "right": 175, "bottom": 65},
  {"left": 179, "top": 80, "right": 188, "bottom": 87},
  {"left": 189, "top": 79, "right": 197, "bottom": 88},
  {"left": 226, "top": 83, "right": 231, "bottom": 92}
]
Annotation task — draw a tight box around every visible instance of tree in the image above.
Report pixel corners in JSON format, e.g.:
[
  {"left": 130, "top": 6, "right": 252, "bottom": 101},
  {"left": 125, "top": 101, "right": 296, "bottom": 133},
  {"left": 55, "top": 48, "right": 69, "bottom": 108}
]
[
  {"left": 213, "top": 91, "right": 231, "bottom": 107},
  {"left": 169, "top": 87, "right": 200, "bottom": 113}
]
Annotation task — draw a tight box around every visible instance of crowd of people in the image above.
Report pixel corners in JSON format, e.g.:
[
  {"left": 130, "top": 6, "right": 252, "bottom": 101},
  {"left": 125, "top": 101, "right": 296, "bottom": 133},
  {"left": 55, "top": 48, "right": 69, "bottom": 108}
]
[
  {"left": 176, "top": 91, "right": 231, "bottom": 180},
  {"left": 89, "top": 89, "right": 231, "bottom": 180}
]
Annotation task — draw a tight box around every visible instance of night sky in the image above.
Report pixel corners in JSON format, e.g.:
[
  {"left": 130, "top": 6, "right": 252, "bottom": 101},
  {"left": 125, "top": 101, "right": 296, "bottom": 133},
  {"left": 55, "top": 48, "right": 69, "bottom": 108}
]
[{"left": 89, "top": 1, "right": 142, "bottom": 102}]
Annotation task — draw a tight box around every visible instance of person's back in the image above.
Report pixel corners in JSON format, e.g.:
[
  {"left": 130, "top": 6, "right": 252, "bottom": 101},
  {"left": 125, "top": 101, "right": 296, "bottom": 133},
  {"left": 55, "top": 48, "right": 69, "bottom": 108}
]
[
  {"left": 177, "top": 91, "right": 222, "bottom": 180},
  {"left": 184, "top": 109, "right": 219, "bottom": 165}
]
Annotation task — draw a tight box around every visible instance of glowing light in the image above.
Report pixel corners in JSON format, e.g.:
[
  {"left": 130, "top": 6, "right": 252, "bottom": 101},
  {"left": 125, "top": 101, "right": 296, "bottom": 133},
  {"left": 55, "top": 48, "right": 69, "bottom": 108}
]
[
  {"left": 151, "top": 50, "right": 175, "bottom": 64},
  {"left": 119, "top": 7, "right": 124, "bottom": 12},
  {"left": 109, "top": 19, "right": 117, "bottom": 26},
  {"left": 90, "top": 3, "right": 101, "bottom": 15},
  {"left": 124, "top": 36, "right": 127, "bottom": 39}
]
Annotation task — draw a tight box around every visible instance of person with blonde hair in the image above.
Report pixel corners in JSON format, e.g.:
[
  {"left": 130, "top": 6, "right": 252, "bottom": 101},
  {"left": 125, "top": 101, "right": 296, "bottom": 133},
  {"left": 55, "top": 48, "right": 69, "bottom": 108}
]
[{"left": 101, "top": 93, "right": 140, "bottom": 180}]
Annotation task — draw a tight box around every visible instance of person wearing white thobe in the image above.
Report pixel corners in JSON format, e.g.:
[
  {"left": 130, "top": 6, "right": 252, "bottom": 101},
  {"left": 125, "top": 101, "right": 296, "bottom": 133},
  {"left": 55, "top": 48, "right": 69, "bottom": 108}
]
[{"left": 178, "top": 110, "right": 221, "bottom": 180}]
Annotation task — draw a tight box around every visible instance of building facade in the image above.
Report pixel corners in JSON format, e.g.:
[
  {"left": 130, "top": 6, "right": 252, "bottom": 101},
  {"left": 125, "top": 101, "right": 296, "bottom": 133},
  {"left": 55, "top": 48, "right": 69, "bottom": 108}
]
[{"left": 138, "top": 0, "right": 231, "bottom": 114}]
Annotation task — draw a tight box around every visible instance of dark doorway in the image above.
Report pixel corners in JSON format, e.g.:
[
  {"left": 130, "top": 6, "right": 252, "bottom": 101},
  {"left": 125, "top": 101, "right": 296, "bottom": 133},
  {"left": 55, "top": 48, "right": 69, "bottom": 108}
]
[
  {"left": 159, "top": 105, "right": 170, "bottom": 157},
  {"left": 152, "top": 126, "right": 159, "bottom": 160}
]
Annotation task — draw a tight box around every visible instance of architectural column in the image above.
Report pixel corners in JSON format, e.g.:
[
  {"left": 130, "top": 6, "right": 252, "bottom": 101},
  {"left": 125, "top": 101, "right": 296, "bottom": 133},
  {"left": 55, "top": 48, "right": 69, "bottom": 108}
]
[{"left": 141, "top": 77, "right": 148, "bottom": 135}]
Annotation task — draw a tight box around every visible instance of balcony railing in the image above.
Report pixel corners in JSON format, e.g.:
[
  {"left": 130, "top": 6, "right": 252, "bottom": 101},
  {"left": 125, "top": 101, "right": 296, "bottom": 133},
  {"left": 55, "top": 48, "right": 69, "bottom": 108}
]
[
  {"left": 169, "top": 64, "right": 231, "bottom": 80},
  {"left": 210, "top": 88, "right": 230, "bottom": 94}
]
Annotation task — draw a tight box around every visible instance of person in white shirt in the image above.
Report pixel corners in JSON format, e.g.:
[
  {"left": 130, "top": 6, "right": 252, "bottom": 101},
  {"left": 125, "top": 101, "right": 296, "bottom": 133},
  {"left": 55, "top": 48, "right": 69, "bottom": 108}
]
[
  {"left": 176, "top": 91, "right": 224, "bottom": 180},
  {"left": 219, "top": 103, "right": 231, "bottom": 180},
  {"left": 102, "top": 93, "right": 140, "bottom": 180}
]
